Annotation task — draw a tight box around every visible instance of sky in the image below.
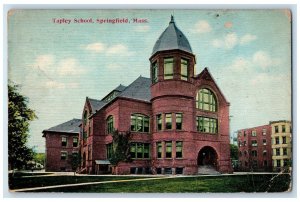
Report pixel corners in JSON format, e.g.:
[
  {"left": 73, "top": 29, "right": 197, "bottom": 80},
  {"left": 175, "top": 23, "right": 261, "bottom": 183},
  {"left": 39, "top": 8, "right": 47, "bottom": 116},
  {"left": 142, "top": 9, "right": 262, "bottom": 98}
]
[{"left": 8, "top": 9, "right": 291, "bottom": 153}]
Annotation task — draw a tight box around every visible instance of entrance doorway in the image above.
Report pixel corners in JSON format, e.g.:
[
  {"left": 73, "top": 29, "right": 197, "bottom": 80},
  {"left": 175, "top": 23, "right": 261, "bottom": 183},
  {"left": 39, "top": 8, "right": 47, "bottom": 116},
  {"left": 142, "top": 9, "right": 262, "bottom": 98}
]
[{"left": 198, "top": 146, "right": 218, "bottom": 169}]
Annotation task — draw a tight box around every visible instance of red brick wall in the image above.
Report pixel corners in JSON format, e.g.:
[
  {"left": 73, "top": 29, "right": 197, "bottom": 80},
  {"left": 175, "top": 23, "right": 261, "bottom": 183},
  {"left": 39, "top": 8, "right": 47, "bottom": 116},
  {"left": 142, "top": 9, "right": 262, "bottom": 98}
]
[
  {"left": 44, "top": 132, "right": 79, "bottom": 172},
  {"left": 238, "top": 124, "right": 272, "bottom": 171}
]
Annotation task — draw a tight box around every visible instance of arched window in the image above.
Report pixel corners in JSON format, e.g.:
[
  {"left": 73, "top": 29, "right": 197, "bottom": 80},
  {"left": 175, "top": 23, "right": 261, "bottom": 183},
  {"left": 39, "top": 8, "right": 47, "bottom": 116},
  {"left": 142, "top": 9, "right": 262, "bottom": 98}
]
[
  {"left": 106, "top": 115, "right": 114, "bottom": 134},
  {"left": 196, "top": 88, "right": 217, "bottom": 112},
  {"left": 131, "top": 114, "right": 150, "bottom": 133}
]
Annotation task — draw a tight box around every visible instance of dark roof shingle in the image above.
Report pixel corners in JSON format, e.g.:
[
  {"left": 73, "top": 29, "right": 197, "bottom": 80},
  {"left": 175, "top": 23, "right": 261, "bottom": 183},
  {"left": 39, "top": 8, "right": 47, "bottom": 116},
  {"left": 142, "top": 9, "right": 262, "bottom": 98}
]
[
  {"left": 118, "top": 76, "right": 151, "bottom": 102},
  {"left": 88, "top": 98, "right": 107, "bottom": 114},
  {"left": 43, "top": 118, "right": 81, "bottom": 135}
]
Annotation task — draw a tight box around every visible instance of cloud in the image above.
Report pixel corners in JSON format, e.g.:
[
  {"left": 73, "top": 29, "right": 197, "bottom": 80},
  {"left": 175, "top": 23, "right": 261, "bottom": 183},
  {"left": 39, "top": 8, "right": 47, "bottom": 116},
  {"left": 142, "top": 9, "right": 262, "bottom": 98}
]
[
  {"left": 252, "top": 51, "right": 280, "bottom": 69},
  {"left": 85, "top": 42, "right": 106, "bottom": 53},
  {"left": 212, "top": 33, "right": 257, "bottom": 49},
  {"left": 240, "top": 34, "right": 257, "bottom": 45},
  {"left": 191, "top": 20, "right": 212, "bottom": 34},
  {"left": 106, "top": 44, "right": 134, "bottom": 56},
  {"left": 28, "top": 55, "right": 86, "bottom": 89},
  {"left": 212, "top": 33, "right": 238, "bottom": 49},
  {"left": 32, "top": 54, "right": 55, "bottom": 71},
  {"left": 58, "top": 58, "right": 85, "bottom": 76},
  {"left": 84, "top": 42, "right": 134, "bottom": 56},
  {"left": 134, "top": 25, "right": 150, "bottom": 32},
  {"left": 229, "top": 57, "right": 251, "bottom": 72}
]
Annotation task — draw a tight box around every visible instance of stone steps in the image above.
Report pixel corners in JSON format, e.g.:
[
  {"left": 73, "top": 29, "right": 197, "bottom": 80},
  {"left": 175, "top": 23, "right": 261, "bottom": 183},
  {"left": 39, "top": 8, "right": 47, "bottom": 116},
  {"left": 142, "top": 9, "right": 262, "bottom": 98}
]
[{"left": 198, "top": 165, "right": 220, "bottom": 175}]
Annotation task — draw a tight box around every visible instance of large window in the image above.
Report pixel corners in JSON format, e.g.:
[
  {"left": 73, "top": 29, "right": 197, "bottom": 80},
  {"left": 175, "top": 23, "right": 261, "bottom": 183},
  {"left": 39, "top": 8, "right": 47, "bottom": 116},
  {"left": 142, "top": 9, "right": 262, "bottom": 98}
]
[
  {"left": 180, "top": 59, "right": 188, "bottom": 81},
  {"left": 165, "top": 113, "right": 172, "bottom": 130},
  {"left": 251, "top": 131, "right": 256, "bottom": 136},
  {"left": 282, "top": 125, "right": 286, "bottom": 133},
  {"left": 130, "top": 143, "right": 150, "bottom": 159},
  {"left": 156, "top": 114, "right": 162, "bottom": 131},
  {"left": 164, "top": 58, "right": 174, "bottom": 79},
  {"left": 275, "top": 137, "right": 280, "bottom": 144},
  {"left": 283, "top": 148, "right": 287, "bottom": 155},
  {"left": 196, "top": 88, "right": 217, "bottom": 112},
  {"left": 275, "top": 126, "right": 279, "bottom": 133},
  {"left": 157, "top": 142, "right": 162, "bottom": 158},
  {"left": 73, "top": 137, "right": 78, "bottom": 147},
  {"left": 107, "top": 116, "right": 114, "bottom": 134},
  {"left": 61, "top": 137, "right": 67, "bottom": 147},
  {"left": 176, "top": 142, "right": 183, "bottom": 158},
  {"left": 131, "top": 114, "right": 150, "bottom": 133},
  {"left": 107, "top": 143, "right": 113, "bottom": 159},
  {"left": 165, "top": 141, "right": 172, "bottom": 158},
  {"left": 282, "top": 136, "right": 287, "bottom": 144},
  {"left": 152, "top": 61, "right": 158, "bottom": 83},
  {"left": 176, "top": 113, "right": 183, "bottom": 130},
  {"left": 251, "top": 150, "right": 257, "bottom": 157},
  {"left": 196, "top": 116, "right": 218, "bottom": 134},
  {"left": 275, "top": 148, "right": 280, "bottom": 156}
]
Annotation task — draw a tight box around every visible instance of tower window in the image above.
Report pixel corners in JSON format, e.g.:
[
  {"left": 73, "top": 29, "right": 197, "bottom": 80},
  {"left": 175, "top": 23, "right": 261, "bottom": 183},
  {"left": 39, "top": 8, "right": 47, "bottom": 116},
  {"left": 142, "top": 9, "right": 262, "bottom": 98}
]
[
  {"left": 165, "top": 113, "right": 172, "bottom": 130},
  {"left": 164, "top": 58, "right": 174, "bottom": 80},
  {"left": 180, "top": 59, "right": 188, "bottom": 81},
  {"left": 196, "top": 88, "right": 217, "bottom": 112},
  {"left": 156, "top": 114, "right": 162, "bottom": 131},
  {"left": 152, "top": 61, "right": 158, "bottom": 83},
  {"left": 176, "top": 113, "right": 183, "bottom": 130}
]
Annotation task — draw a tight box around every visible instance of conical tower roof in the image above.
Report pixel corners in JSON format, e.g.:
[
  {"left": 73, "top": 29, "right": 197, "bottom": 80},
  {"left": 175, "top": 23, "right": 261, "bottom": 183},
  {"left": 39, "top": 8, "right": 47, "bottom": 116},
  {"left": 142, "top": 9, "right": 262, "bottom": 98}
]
[{"left": 152, "top": 16, "right": 193, "bottom": 56}]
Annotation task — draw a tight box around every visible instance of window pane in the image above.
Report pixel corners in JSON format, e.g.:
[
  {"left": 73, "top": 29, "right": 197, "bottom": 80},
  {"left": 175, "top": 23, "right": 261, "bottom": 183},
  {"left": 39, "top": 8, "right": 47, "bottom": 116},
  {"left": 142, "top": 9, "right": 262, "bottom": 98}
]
[
  {"left": 144, "top": 117, "right": 149, "bottom": 132},
  {"left": 152, "top": 61, "right": 158, "bottom": 83},
  {"left": 166, "top": 142, "right": 172, "bottom": 158},
  {"left": 181, "top": 59, "right": 188, "bottom": 80},
  {"left": 130, "top": 115, "right": 136, "bottom": 131},
  {"left": 165, "top": 113, "right": 172, "bottom": 130},
  {"left": 137, "top": 143, "right": 143, "bottom": 158},
  {"left": 130, "top": 144, "right": 136, "bottom": 158},
  {"left": 196, "top": 88, "right": 217, "bottom": 112},
  {"left": 157, "top": 142, "right": 162, "bottom": 158},
  {"left": 164, "top": 58, "right": 173, "bottom": 79},
  {"left": 176, "top": 113, "right": 182, "bottom": 130},
  {"left": 157, "top": 114, "right": 162, "bottom": 131}
]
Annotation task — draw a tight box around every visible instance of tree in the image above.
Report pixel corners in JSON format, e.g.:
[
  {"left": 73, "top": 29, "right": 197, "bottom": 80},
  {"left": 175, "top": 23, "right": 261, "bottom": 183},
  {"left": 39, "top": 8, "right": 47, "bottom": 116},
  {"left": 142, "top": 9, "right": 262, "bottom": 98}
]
[
  {"left": 8, "top": 82, "right": 37, "bottom": 170},
  {"left": 230, "top": 144, "right": 239, "bottom": 160},
  {"left": 109, "top": 130, "right": 132, "bottom": 172},
  {"left": 69, "top": 153, "right": 81, "bottom": 176}
]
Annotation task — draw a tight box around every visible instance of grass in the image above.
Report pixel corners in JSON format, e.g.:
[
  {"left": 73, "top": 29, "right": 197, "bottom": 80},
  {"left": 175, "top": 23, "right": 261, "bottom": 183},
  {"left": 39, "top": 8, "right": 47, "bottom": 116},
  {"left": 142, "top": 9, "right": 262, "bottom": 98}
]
[
  {"left": 10, "top": 173, "right": 291, "bottom": 193},
  {"left": 9, "top": 174, "right": 150, "bottom": 190}
]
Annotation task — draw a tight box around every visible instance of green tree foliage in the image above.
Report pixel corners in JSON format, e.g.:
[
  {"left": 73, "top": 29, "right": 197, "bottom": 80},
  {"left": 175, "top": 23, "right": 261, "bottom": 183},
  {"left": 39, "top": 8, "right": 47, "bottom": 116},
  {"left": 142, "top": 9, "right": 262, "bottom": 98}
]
[
  {"left": 109, "top": 130, "right": 132, "bottom": 166},
  {"left": 230, "top": 144, "right": 239, "bottom": 160},
  {"left": 33, "top": 153, "right": 45, "bottom": 166},
  {"left": 69, "top": 153, "right": 81, "bottom": 176},
  {"left": 8, "top": 82, "right": 37, "bottom": 170}
]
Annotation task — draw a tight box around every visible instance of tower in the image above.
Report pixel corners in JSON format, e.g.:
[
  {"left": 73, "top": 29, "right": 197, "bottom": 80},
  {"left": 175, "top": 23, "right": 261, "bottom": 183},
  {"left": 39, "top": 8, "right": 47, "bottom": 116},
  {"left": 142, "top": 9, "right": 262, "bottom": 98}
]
[{"left": 150, "top": 16, "right": 232, "bottom": 174}]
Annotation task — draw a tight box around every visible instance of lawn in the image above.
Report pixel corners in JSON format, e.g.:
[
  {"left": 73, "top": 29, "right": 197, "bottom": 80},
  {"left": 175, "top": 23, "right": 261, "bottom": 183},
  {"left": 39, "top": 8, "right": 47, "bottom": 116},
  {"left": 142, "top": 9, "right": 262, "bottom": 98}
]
[{"left": 10, "top": 173, "right": 291, "bottom": 193}]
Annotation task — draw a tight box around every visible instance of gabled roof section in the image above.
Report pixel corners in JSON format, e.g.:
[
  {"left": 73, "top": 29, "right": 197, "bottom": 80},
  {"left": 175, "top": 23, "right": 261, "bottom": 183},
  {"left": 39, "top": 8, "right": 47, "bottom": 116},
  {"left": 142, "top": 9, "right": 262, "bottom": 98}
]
[
  {"left": 196, "top": 67, "right": 229, "bottom": 103},
  {"left": 152, "top": 16, "right": 193, "bottom": 56},
  {"left": 42, "top": 118, "right": 81, "bottom": 135},
  {"left": 101, "top": 84, "right": 127, "bottom": 102},
  {"left": 88, "top": 98, "right": 107, "bottom": 114},
  {"left": 118, "top": 76, "right": 151, "bottom": 102}
]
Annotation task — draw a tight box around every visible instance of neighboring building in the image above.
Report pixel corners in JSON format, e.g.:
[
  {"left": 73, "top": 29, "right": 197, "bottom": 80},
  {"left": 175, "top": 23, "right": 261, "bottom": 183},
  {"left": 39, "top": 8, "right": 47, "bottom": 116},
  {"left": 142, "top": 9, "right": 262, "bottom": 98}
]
[
  {"left": 237, "top": 120, "right": 292, "bottom": 172},
  {"left": 42, "top": 119, "right": 81, "bottom": 172},
  {"left": 237, "top": 125, "right": 272, "bottom": 171},
  {"left": 78, "top": 16, "right": 232, "bottom": 175},
  {"left": 270, "top": 120, "right": 292, "bottom": 171}
]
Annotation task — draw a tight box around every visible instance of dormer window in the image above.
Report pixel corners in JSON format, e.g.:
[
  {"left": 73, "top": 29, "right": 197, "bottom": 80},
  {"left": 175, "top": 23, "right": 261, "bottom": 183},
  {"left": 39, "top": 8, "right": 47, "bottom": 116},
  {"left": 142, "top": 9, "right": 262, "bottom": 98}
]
[
  {"left": 180, "top": 59, "right": 188, "bottom": 81},
  {"left": 164, "top": 58, "right": 174, "bottom": 80},
  {"left": 152, "top": 61, "right": 158, "bottom": 83}
]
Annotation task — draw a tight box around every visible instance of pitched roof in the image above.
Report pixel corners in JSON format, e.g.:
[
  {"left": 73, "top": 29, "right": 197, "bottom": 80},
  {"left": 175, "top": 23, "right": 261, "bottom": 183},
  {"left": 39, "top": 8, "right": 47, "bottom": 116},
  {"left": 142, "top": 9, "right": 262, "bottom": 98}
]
[
  {"left": 88, "top": 98, "right": 107, "bottom": 114},
  {"left": 196, "top": 67, "right": 229, "bottom": 104},
  {"left": 118, "top": 76, "right": 151, "bottom": 102},
  {"left": 152, "top": 16, "right": 193, "bottom": 56},
  {"left": 114, "top": 84, "right": 127, "bottom": 92},
  {"left": 43, "top": 118, "right": 81, "bottom": 135}
]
